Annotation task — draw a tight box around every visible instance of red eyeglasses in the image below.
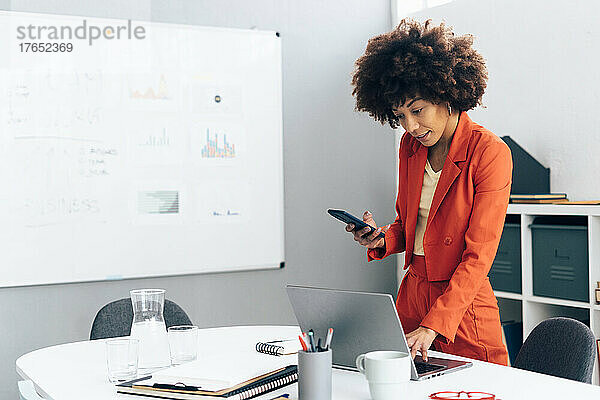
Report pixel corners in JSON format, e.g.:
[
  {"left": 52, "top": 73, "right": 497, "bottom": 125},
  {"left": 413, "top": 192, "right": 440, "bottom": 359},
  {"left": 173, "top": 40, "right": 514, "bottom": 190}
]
[{"left": 429, "top": 391, "right": 497, "bottom": 400}]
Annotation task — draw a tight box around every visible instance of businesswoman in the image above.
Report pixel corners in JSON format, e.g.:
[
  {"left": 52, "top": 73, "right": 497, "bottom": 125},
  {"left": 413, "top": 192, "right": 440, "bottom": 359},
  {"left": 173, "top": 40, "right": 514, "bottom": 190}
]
[{"left": 347, "top": 20, "right": 511, "bottom": 365}]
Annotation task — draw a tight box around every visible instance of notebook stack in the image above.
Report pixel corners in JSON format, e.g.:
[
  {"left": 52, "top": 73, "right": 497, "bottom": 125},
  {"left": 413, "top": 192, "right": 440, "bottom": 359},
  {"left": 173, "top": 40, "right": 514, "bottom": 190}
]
[
  {"left": 510, "top": 194, "right": 600, "bottom": 205},
  {"left": 509, "top": 193, "right": 568, "bottom": 204},
  {"left": 116, "top": 355, "right": 297, "bottom": 400}
]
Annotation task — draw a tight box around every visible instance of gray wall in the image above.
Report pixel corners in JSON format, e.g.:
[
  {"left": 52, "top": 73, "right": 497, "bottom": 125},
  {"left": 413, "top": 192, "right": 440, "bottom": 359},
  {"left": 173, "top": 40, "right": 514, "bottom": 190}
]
[{"left": 0, "top": 1, "right": 397, "bottom": 398}]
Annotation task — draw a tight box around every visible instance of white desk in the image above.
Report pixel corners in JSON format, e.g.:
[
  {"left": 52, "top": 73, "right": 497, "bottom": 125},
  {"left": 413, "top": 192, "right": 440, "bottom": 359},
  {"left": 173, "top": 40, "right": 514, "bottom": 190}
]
[{"left": 16, "top": 325, "right": 600, "bottom": 399}]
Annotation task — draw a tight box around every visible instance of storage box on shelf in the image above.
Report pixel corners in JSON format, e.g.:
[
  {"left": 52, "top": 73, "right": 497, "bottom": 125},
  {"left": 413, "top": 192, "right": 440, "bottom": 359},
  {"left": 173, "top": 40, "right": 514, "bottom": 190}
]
[
  {"left": 490, "top": 204, "right": 600, "bottom": 385},
  {"left": 530, "top": 216, "right": 588, "bottom": 302},
  {"left": 490, "top": 215, "right": 521, "bottom": 294}
]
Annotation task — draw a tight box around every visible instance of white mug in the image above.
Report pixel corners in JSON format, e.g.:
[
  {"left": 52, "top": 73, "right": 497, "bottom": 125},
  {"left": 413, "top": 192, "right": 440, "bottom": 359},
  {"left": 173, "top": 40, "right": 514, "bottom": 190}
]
[{"left": 355, "top": 351, "right": 411, "bottom": 400}]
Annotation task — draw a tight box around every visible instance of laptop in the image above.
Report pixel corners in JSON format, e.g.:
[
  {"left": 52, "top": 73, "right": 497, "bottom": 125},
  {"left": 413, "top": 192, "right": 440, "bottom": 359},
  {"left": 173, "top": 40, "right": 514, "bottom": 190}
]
[{"left": 286, "top": 284, "right": 472, "bottom": 380}]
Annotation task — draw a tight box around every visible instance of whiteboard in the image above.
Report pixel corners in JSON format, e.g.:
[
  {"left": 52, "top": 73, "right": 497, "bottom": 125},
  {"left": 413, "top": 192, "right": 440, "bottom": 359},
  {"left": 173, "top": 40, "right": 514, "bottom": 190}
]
[{"left": 0, "top": 11, "right": 284, "bottom": 287}]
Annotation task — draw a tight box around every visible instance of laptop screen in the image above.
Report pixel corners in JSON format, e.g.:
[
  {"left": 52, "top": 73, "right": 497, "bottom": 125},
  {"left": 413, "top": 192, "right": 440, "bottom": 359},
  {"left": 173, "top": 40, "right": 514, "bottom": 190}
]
[{"left": 286, "top": 285, "right": 411, "bottom": 370}]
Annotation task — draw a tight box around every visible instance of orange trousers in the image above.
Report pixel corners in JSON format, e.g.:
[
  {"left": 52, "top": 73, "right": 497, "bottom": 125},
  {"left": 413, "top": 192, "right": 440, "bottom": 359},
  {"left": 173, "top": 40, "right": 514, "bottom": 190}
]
[{"left": 396, "top": 255, "right": 508, "bottom": 365}]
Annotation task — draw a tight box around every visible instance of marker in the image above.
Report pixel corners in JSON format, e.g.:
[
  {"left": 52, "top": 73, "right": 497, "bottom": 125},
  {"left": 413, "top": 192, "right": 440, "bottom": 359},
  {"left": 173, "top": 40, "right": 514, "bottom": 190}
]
[
  {"left": 324, "top": 327, "right": 333, "bottom": 350},
  {"left": 308, "top": 330, "right": 316, "bottom": 352}
]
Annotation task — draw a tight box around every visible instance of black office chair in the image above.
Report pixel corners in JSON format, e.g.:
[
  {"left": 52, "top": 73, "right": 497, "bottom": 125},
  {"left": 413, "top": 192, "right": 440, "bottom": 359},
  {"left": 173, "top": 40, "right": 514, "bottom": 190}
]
[
  {"left": 513, "top": 317, "right": 596, "bottom": 383},
  {"left": 90, "top": 298, "right": 193, "bottom": 340}
]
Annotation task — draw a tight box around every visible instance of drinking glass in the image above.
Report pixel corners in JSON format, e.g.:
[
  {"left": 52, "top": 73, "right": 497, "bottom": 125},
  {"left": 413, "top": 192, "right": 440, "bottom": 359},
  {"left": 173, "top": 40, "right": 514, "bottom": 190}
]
[
  {"left": 106, "top": 338, "right": 139, "bottom": 383},
  {"left": 168, "top": 325, "right": 199, "bottom": 365}
]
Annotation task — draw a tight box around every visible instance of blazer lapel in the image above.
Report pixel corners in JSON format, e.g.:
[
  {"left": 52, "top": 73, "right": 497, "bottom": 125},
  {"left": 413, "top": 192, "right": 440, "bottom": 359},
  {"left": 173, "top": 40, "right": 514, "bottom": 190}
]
[
  {"left": 427, "top": 112, "right": 471, "bottom": 226},
  {"left": 427, "top": 160, "right": 461, "bottom": 226}
]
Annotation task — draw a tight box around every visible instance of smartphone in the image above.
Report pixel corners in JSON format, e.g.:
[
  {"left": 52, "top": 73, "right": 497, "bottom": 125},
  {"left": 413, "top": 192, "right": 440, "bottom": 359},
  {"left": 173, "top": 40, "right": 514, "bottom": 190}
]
[{"left": 327, "top": 208, "right": 385, "bottom": 239}]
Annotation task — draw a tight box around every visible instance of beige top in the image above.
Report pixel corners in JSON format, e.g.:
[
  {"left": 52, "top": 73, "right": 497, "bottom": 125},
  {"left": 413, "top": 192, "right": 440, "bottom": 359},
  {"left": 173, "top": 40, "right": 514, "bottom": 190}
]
[{"left": 413, "top": 160, "right": 442, "bottom": 256}]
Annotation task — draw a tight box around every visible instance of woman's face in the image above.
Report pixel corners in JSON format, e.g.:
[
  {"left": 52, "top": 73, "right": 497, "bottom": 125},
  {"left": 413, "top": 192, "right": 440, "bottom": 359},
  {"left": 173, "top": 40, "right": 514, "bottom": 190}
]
[{"left": 392, "top": 97, "right": 452, "bottom": 147}]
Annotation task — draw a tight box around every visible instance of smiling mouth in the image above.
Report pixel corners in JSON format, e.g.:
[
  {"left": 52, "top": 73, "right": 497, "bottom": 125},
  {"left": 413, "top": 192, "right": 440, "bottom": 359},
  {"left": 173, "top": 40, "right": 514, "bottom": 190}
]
[{"left": 415, "top": 130, "right": 431, "bottom": 139}]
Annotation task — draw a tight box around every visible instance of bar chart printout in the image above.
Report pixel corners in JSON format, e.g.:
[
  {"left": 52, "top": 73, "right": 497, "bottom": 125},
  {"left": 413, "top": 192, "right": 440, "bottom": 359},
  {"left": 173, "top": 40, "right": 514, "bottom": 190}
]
[
  {"left": 140, "top": 128, "right": 170, "bottom": 147},
  {"left": 137, "top": 190, "right": 179, "bottom": 214},
  {"left": 201, "top": 128, "right": 236, "bottom": 158}
]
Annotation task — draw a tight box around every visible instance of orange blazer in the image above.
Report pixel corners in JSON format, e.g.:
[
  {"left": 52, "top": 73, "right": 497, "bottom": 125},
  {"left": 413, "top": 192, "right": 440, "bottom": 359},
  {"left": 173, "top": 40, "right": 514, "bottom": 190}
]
[{"left": 368, "top": 112, "right": 512, "bottom": 341}]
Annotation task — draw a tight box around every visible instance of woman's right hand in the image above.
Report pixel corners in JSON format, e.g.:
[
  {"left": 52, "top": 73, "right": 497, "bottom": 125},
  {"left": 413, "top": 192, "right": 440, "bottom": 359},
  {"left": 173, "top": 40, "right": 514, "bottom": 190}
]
[{"left": 345, "top": 211, "right": 388, "bottom": 249}]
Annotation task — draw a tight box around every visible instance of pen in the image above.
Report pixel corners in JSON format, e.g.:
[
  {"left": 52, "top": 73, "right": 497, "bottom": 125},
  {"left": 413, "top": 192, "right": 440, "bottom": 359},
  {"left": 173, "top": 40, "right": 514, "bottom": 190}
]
[
  {"left": 308, "top": 330, "right": 316, "bottom": 352},
  {"left": 302, "top": 331, "right": 309, "bottom": 345},
  {"left": 268, "top": 394, "right": 290, "bottom": 400},
  {"left": 152, "top": 383, "right": 200, "bottom": 391},
  {"left": 317, "top": 338, "right": 322, "bottom": 352},
  {"left": 324, "top": 327, "right": 333, "bottom": 350},
  {"left": 298, "top": 334, "right": 308, "bottom": 352}
]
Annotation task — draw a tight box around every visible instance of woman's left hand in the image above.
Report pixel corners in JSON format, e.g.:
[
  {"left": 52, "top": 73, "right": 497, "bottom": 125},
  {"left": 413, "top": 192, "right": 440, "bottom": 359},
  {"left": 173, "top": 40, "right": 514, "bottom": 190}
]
[{"left": 405, "top": 326, "right": 438, "bottom": 362}]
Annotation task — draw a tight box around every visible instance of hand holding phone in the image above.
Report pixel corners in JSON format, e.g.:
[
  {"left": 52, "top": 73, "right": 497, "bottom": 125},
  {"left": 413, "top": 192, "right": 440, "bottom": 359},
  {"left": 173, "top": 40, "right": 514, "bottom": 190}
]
[
  {"left": 328, "top": 209, "right": 387, "bottom": 250},
  {"left": 328, "top": 209, "right": 385, "bottom": 239}
]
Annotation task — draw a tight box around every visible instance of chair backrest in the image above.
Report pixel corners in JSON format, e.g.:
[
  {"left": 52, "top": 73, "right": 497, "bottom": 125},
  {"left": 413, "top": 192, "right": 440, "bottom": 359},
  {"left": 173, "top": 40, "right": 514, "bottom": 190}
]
[
  {"left": 90, "top": 298, "right": 192, "bottom": 340},
  {"left": 18, "top": 380, "right": 44, "bottom": 400},
  {"left": 513, "top": 317, "right": 596, "bottom": 383}
]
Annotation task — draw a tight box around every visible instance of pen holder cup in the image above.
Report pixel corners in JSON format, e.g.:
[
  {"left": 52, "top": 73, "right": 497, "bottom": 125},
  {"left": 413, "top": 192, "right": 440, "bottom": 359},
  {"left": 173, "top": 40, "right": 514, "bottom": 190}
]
[{"left": 298, "top": 349, "right": 332, "bottom": 400}]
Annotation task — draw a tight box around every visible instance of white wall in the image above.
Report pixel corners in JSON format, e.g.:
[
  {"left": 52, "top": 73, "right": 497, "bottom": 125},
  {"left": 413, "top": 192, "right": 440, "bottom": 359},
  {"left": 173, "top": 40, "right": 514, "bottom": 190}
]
[
  {"left": 409, "top": 0, "right": 600, "bottom": 200},
  {"left": 1, "top": 1, "right": 398, "bottom": 399}
]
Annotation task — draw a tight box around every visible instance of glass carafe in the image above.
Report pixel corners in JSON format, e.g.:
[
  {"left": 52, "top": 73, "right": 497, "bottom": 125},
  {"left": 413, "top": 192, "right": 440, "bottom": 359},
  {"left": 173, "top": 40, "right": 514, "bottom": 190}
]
[{"left": 129, "top": 289, "right": 171, "bottom": 373}]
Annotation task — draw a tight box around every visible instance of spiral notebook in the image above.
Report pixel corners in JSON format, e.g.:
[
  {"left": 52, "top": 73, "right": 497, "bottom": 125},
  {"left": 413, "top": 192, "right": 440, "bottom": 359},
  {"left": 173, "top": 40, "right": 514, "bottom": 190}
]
[
  {"left": 116, "top": 364, "right": 297, "bottom": 400},
  {"left": 255, "top": 338, "right": 301, "bottom": 356}
]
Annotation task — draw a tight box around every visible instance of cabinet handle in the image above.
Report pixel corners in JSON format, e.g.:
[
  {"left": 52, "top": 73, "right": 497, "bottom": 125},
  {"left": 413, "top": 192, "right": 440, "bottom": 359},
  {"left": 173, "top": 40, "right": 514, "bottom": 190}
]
[{"left": 554, "top": 249, "right": 570, "bottom": 262}]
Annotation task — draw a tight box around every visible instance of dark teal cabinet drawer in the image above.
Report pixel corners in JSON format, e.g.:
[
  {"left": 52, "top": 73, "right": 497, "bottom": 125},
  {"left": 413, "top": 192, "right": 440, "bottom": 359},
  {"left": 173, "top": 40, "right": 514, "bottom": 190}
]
[
  {"left": 531, "top": 218, "right": 588, "bottom": 302},
  {"left": 490, "top": 223, "right": 522, "bottom": 293}
]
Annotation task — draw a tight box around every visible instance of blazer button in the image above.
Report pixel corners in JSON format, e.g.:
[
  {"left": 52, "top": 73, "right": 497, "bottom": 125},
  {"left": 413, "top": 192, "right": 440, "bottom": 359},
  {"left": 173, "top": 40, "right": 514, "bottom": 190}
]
[{"left": 444, "top": 236, "right": 453, "bottom": 246}]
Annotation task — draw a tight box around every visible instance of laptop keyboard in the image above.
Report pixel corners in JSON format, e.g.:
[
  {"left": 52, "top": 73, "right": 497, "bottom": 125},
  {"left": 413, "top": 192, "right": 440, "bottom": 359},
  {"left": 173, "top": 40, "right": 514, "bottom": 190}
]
[{"left": 415, "top": 361, "right": 445, "bottom": 374}]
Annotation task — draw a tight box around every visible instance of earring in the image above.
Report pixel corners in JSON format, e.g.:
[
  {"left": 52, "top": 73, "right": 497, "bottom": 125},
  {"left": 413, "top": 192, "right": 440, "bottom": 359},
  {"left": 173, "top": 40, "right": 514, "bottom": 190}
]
[{"left": 447, "top": 103, "right": 452, "bottom": 115}]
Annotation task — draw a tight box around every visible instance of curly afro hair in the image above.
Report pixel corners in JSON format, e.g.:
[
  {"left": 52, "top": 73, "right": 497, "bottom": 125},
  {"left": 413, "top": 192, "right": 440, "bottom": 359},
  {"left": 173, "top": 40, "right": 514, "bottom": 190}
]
[{"left": 351, "top": 19, "right": 487, "bottom": 129}]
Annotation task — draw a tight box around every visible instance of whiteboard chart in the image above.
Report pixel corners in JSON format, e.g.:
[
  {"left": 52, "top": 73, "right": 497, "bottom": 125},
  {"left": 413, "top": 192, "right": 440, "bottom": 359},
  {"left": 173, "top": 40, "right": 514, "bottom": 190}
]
[{"left": 0, "top": 11, "right": 284, "bottom": 287}]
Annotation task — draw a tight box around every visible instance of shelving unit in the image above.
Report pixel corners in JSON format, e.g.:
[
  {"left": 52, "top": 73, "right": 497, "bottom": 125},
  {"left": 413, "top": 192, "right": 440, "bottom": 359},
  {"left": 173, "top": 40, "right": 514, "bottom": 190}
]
[{"left": 495, "top": 204, "right": 600, "bottom": 385}]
